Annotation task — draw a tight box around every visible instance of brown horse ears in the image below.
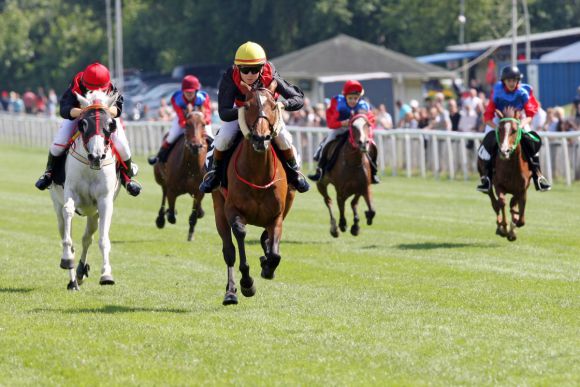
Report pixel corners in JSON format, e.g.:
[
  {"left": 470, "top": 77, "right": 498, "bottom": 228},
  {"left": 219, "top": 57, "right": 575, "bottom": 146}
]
[{"left": 495, "top": 109, "right": 504, "bottom": 118}]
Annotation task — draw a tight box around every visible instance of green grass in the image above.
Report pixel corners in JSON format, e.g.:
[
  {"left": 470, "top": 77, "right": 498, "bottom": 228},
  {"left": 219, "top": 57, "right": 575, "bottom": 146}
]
[{"left": 0, "top": 144, "right": 578, "bottom": 386}]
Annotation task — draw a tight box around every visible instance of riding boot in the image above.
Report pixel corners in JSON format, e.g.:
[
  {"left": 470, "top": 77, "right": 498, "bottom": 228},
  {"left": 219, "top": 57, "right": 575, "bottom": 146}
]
[
  {"left": 308, "top": 145, "right": 328, "bottom": 182},
  {"left": 35, "top": 152, "right": 58, "bottom": 190},
  {"left": 120, "top": 158, "right": 142, "bottom": 197},
  {"left": 529, "top": 154, "right": 551, "bottom": 192},
  {"left": 369, "top": 143, "right": 380, "bottom": 184},
  {"left": 281, "top": 149, "right": 310, "bottom": 193},
  {"left": 199, "top": 149, "right": 224, "bottom": 193},
  {"left": 148, "top": 141, "right": 170, "bottom": 165},
  {"left": 476, "top": 157, "right": 493, "bottom": 193}
]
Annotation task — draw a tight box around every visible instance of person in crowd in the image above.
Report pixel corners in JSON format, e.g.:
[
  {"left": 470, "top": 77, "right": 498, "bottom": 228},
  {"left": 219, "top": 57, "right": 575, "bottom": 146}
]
[
  {"left": 476, "top": 65, "right": 551, "bottom": 193},
  {"left": 307, "top": 80, "right": 379, "bottom": 184},
  {"left": 148, "top": 75, "right": 212, "bottom": 165},
  {"left": 199, "top": 41, "right": 309, "bottom": 193},
  {"left": 35, "top": 62, "right": 141, "bottom": 196}
]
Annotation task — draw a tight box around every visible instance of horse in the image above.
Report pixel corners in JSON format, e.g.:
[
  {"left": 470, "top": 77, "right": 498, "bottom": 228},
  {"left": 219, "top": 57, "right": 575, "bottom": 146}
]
[
  {"left": 480, "top": 107, "right": 532, "bottom": 241},
  {"left": 49, "top": 90, "right": 121, "bottom": 290},
  {"left": 211, "top": 82, "right": 294, "bottom": 305},
  {"left": 153, "top": 107, "right": 207, "bottom": 241},
  {"left": 315, "top": 113, "right": 376, "bottom": 237}
]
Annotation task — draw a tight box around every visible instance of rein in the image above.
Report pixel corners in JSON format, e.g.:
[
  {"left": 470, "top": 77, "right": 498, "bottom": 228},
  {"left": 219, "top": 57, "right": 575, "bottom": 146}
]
[{"left": 233, "top": 142, "right": 283, "bottom": 189}]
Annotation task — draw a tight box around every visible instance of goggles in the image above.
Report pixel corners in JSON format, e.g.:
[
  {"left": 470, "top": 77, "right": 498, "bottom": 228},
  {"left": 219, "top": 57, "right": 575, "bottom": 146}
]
[{"left": 238, "top": 65, "right": 263, "bottom": 75}]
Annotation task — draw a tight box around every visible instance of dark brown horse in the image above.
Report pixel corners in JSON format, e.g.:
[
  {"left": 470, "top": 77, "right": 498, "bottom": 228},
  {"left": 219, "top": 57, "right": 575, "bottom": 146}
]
[
  {"left": 212, "top": 82, "right": 295, "bottom": 305},
  {"left": 316, "top": 114, "right": 376, "bottom": 237},
  {"left": 154, "top": 108, "right": 207, "bottom": 241},
  {"left": 480, "top": 107, "right": 532, "bottom": 241}
]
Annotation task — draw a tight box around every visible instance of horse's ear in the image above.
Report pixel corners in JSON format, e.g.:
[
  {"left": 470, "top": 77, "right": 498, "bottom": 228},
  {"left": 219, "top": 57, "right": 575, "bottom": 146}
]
[
  {"left": 268, "top": 80, "right": 278, "bottom": 94},
  {"left": 78, "top": 119, "right": 88, "bottom": 132},
  {"left": 495, "top": 109, "right": 504, "bottom": 118},
  {"left": 76, "top": 92, "right": 90, "bottom": 108}
]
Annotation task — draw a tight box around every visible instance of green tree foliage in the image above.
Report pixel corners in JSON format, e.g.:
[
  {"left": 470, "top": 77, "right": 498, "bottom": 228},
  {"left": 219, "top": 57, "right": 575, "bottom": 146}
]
[{"left": 1, "top": 0, "right": 578, "bottom": 92}]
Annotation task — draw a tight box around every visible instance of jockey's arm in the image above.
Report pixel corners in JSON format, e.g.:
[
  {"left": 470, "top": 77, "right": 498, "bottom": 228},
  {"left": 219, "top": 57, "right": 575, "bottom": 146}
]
[{"left": 274, "top": 74, "right": 304, "bottom": 111}]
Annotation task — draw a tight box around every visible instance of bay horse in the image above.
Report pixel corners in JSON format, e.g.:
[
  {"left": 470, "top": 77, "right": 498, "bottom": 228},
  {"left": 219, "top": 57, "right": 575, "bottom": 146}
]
[
  {"left": 480, "top": 107, "right": 532, "bottom": 241},
  {"left": 154, "top": 108, "right": 207, "bottom": 241},
  {"left": 49, "top": 90, "right": 121, "bottom": 290},
  {"left": 211, "top": 81, "right": 294, "bottom": 305},
  {"left": 316, "top": 114, "right": 376, "bottom": 237}
]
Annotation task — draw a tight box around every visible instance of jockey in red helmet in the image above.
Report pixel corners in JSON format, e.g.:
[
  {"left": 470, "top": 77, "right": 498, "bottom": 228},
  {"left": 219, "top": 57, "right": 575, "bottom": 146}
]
[
  {"left": 35, "top": 62, "right": 141, "bottom": 196},
  {"left": 199, "top": 41, "right": 309, "bottom": 194},
  {"left": 147, "top": 75, "right": 213, "bottom": 165},
  {"left": 308, "top": 80, "right": 379, "bottom": 184},
  {"left": 476, "top": 65, "right": 551, "bottom": 193}
]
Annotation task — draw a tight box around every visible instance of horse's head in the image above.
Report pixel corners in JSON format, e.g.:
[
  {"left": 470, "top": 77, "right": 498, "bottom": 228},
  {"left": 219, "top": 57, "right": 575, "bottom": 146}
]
[
  {"left": 183, "top": 105, "right": 206, "bottom": 155},
  {"left": 239, "top": 82, "right": 282, "bottom": 153},
  {"left": 495, "top": 107, "right": 523, "bottom": 160},
  {"left": 75, "top": 90, "right": 118, "bottom": 169},
  {"left": 348, "top": 113, "right": 372, "bottom": 153}
]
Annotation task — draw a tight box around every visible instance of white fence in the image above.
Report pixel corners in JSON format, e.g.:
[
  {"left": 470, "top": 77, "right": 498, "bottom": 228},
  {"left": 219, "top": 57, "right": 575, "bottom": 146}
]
[{"left": 1, "top": 113, "right": 579, "bottom": 185}]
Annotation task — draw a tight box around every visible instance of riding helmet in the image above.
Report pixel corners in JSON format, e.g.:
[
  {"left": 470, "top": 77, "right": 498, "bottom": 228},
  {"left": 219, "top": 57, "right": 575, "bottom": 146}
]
[
  {"left": 343, "top": 80, "right": 364, "bottom": 96},
  {"left": 500, "top": 65, "right": 523, "bottom": 81},
  {"left": 82, "top": 62, "right": 111, "bottom": 91},
  {"left": 182, "top": 75, "right": 200, "bottom": 92},
  {"left": 234, "top": 42, "right": 267, "bottom": 66}
]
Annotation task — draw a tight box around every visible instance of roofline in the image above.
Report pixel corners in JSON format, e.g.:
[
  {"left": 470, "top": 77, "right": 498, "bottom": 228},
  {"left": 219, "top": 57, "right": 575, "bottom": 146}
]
[
  {"left": 281, "top": 71, "right": 457, "bottom": 80},
  {"left": 446, "top": 27, "right": 580, "bottom": 51}
]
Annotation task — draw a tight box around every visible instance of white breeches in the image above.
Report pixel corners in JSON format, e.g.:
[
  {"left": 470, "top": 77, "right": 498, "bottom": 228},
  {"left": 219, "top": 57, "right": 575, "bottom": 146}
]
[
  {"left": 166, "top": 117, "right": 214, "bottom": 144},
  {"left": 322, "top": 127, "right": 348, "bottom": 147},
  {"left": 212, "top": 119, "right": 293, "bottom": 151},
  {"left": 50, "top": 118, "right": 132, "bottom": 161}
]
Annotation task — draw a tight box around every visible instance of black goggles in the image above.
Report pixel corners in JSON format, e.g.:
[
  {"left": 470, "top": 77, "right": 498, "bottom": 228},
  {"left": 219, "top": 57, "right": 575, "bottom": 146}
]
[{"left": 238, "top": 65, "right": 263, "bottom": 75}]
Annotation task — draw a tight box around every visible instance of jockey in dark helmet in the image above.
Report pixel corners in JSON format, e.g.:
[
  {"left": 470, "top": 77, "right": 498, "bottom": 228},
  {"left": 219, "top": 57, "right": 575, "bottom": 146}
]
[
  {"left": 199, "top": 41, "right": 309, "bottom": 194},
  {"left": 35, "top": 62, "right": 141, "bottom": 196},
  {"left": 147, "top": 75, "right": 213, "bottom": 165},
  {"left": 476, "top": 65, "right": 551, "bottom": 193},
  {"left": 308, "top": 80, "right": 379, "bottom": 184}
]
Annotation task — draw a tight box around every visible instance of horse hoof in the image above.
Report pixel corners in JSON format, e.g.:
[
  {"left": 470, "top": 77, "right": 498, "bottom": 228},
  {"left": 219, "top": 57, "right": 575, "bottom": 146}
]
[
  {"left": 167, "top": 215, "right": 176, "bottom": 224},
  {"left": 330, "top": 228, "right": 339, "bottom": 238},
  {"left": 60, "top": 258, "right": 75, "bottom": 270},
  {"left": 76, "top": 262, "right": 90, "bottom": 285},
  {"left": 350, "top": 225, "right": 360, "bottom": 236},
  {"left": 99, "top": 275, "right": 115, "bottom": 285},
  {"left": 155, "top": 216, "right": 165, "bottom": 229},
  {"left": 496, "top": 228, "right": 507, "bottom": 238},
  {"left": 507, "top": 234, "right": 517, "bottom": 242},
  {"left": 260, "top": 256, "right": 275, "bottom": 280},
  {"left": 67, "top": 280, "right": 79, "bottom": 291},
  {"left": 339, "top": 221, "right": 347, "bottom": 232},
  {"left": 223, "top": 292, "right": 238, "bottom": 305},
  {"left": 241, "top": 284, "right": 256, "bottom": 297},
  {"left": 365, "top": 210, "right": 375, "bottom": 225}
]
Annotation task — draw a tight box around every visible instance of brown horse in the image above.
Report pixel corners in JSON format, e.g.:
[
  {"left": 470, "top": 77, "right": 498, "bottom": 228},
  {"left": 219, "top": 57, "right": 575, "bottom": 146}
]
[
  {"left": 154, "top": 109, "right": 207, "bottom": 241},
  {"left": 316, "top": 114, "right": 376, "bottom": 237},
  {"left": 480, "top": 107, "right": 532, "bottom": 241},
  {"left": 212, "top": 82, "right": 295, "bottom": 305}
]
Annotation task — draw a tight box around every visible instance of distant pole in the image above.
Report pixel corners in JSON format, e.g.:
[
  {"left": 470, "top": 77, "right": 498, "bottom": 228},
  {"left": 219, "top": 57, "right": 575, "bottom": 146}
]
[
  {"left": 458, "top": 0, "right": 467, "bottom": 85},
  {"left": 522, "top": 0, "right": 531, "bottom": 61},
  {"left": 106, "top": 0, "right": 114, "bottom": 78},
  {"left": 114, "top": 0, "right": 124, "bottom": 92},
  {"left": 511, "top": 0, "right": 517, "bottom": 66}
]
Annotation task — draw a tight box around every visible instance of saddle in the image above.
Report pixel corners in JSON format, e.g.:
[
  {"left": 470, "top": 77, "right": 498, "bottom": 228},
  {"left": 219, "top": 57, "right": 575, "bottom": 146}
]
[{"left": 322, "top": 132, "right": 349, "bottom": 173}]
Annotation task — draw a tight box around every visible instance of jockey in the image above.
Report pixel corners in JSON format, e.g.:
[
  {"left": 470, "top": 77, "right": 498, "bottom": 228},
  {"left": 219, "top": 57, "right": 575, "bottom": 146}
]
[
  {"left": 35, "top": 62, "right": 141, "bottom": 196},
  {"left": 476, "top": 65, "right": 551, "bottom": 193},
  {"left": 308, "top": 80, "right": 379, "bottom": 183},
  {"left": 199, "top": 41, "right": 310, "bottom": 193},
  {"left": 147, "top": 75, "right": 213, "bottom": 165}
]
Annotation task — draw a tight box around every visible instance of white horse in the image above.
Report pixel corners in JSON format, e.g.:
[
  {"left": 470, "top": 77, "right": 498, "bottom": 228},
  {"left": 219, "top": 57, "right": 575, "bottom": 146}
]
[{"left": 50, "top": 90, "right": 121, "bottom": 290}]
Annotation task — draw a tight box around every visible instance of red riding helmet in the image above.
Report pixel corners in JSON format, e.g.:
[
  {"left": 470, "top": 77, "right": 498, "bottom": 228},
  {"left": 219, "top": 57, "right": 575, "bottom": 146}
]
[
  {"left": 182, "top": 75, "right": 200, "bottom": 92},
  {"left": 81, "top": 62, "right": 111, "bottom": 91},
  {"left": 343, "top": 80, "right": 364, "bottom": 96}
]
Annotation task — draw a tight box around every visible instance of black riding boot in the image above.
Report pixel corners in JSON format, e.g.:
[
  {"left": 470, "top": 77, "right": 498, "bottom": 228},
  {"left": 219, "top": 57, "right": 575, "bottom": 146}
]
[
  {"left": 283, "top": 154, "right": 310, "bottom": 193},
  {"left": 148, "top": 143, "right": 170, "bottom": 165},
  {"left": 529, "top": 154, "right": 551, "bottom": 192},
  {"left": 476, "top": 132, "right": 497, "bottom": 193},
  {"left": 476, "top": 157, "right": 493, "bottom": 193},
  {"left": 369, "top": 144, "right": 380, "bottom": 184},
  {"left": 121, "top": 158, "right": 142, "bottom": 196},
  {"left": 199, "top": 153, "right": 224, "bottom": 193},
  {"left": 35, "top": 152, "right": 58, "bottom": 190}
]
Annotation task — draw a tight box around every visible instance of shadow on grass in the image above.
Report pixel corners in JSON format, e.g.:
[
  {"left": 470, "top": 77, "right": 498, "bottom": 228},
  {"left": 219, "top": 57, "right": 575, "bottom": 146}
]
[
  {"left": 0, "top": 287, "right": 34, "bottom": 293},
  {"left": 245, "top": 239, "right": 331, "bottom": 246},
  {"left": 111, "top": 239, "right": 165, "bottom": 245},
  {"left": 34, "top": 304, "right": 189, "bottom": 314},
  {"left": 396, "top": 242, "right": 496, "bottom": 250}
]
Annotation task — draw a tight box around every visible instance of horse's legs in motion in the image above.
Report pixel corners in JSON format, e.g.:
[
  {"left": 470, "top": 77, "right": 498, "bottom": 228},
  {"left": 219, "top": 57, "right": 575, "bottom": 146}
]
[
  {"left": 363, "top": 187, "right": 376, "bottom": 226},
  {"left": 156, "top": 187, "right": 167, "bottom": 229},
  {"left": 61, "top": 196, "right": 78, "bottom": 290},
  {"left": 231, "top": 215, "right": 256, "bottom": 296},
  {"left": 350, "top": 195, "right": 361, "bottom": 236},
  {"left": 317, "top": 181, "right": 339, "bottom": 238},
  {"left": 76, "top": 214, "right": 98, "bottom": 286},
  {"left": 213, "top": 194, "right": 238, "bottom": 305},
  {"left": 515, "top": 192, "right": 527, "bottom": 228},
  {"left": 261, "top": 218, "right": 283, "bottom": 280},
  {"left": 506, "top": 195, "right": 520, "bottom": 242},
  {"left": 97, "top": 196, "right": 115, "bottom": 285},
  {"left": 166, "top": 191, "right": 177, "bottom": 224},
  {"left": 495, "top": 192, "right": 508, "bottom": 238},
  {"left": 337, "top": 194, "right": 348, "bottom": 233},
  {"left": 188, "top": 195, "right": 198, "bottom": 241}
]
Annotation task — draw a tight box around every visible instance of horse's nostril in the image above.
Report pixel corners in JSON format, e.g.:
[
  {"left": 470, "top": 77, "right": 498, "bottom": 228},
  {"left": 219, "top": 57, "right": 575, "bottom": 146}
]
[
  {"left": 87, "top": 154, "right": 94, "bottom": 161},
  {"left": 101, "top": 154, "right": 106, "bottom": 160}
]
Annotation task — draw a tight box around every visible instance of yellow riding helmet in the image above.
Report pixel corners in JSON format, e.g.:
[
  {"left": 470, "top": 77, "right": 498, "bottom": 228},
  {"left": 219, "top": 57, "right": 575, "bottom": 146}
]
[{"left": 234, "top": 42, "right": 267, "bottom": 66}]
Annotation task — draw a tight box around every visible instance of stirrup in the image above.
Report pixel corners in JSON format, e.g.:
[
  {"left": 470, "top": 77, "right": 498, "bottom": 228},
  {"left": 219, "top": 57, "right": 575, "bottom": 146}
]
[
  {"left": 534, "top": 176, "right": 551, "bottom": 192},
  {"left": 35, "top": 172, "right": 53, "bottom": 191},
  {"left": 476, "top": 176, "right": 491, "bottom": 193},
  {"left": 147, "top": 156, "right": 158, "bottom": 165},
  {"left": 199, "top": 171, "right": 219, "bottom": 193}
]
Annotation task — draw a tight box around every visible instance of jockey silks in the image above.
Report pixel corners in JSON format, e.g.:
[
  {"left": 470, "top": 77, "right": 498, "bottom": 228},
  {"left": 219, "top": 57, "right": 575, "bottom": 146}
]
[
  {"left": 483, "top": 81, "right": 538, "bottom": 122},
  {"left": 170, "top": 90, "right": 212, "bottom": 128},
  {"left": 60, "top": 72, "right": 123, "bottom": 120},
  {"left": 326, "top": 95, "right": 375, "bottom": 129}
]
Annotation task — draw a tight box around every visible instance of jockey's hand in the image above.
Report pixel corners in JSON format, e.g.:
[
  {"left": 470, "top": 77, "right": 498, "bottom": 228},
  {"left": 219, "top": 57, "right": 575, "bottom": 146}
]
[
  {"left": 109, "top": 106, "right": 119, "bottom": 118},
  {"left": 341, "top": 119, "right": 350, "bottom": 127},
  {"left": 70, "top": 108, "right": 82, "bottom": 118}
]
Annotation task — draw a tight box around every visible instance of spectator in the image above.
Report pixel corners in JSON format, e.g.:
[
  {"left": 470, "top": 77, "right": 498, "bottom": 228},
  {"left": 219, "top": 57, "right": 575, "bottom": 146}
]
[
  {"left": 572, "top": 85, "right": 580, "bottom": 127},
  {"left": 0, "top": 91, "right": 9, "bottom": 111},
  {"left": 158, "top": 98, "right": 173, "bottom": 121},
  {"left": 375, "top": 103, "right": 393, "bottom": 129},
  {"left": 22, "top": 89, "right": 37, "bottom": 114},
  {"left": 396, "top": 100, "right": 412, "bottom": 128},
  {"left": 47, "top": 89, "right": 58, "bottom": 117},
  {"left": 448, "top": 99, "right": 460, "bottom": 131},
  {"left": 10, "top": 92, "right": 24, "bottom": 114},
  {"left": 531, "top": 103, "right": 547, "bottom": 132}
]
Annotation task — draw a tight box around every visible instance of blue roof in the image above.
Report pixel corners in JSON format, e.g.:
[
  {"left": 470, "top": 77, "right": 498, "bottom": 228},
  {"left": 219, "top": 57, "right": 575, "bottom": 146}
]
[{"left": 416, "top": 51, "right": 482, "bottom": 64}]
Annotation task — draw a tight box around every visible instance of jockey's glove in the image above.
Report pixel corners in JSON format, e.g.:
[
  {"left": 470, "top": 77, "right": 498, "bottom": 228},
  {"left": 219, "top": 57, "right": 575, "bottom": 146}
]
[
  {"left": 276, "top": 101, "right": 286, "bottom": 110},
  {"left": 109, "top": 106, "right": 119, "bottom": 118},
  {"left": 70, "top": 108, "right": 82, "bottom": 118}
]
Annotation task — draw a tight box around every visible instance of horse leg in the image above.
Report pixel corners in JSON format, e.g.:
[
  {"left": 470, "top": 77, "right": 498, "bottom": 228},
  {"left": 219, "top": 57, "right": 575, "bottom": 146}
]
[
  {"left": 76, "top": 214, "right": 98, "bottom": 286},
  {"left": 362, "top": 187, "right": 376, "bottom": 226},
  {"left": 261, "top": 218, "right": 283, "bottom": 280},
  {"left": 496, "top": 192, "right": 508, "bottom": 238},
  {"left": 155, "top": 187, "right": 167, "bottom": 229},
  {"left": 166, "top": 191, "right": 177, "bottom": 224},
  {"left": 350, "top": 195, "right": 361, "bottom": 236},
  {"left": 61, "top": 197, "right": 78, "bottom": 290},
  {"left": 516, "top": 192, "right": 527, "bottom": 228},
  {"left": 337, "top": 194, "right": 347, "bottom": 232},
  {"left": 213, "top": 194, "right": 237, "bottom": 305},
  {"left": 97, "top": 196, "right": 115, "bottom": 285},
  {"left": 318, "top": 181, "right": 339, "bottom": 238},
  {"left": 196, "top": 193, "right": 205, "bottom": 219},
  {"left": 187, "top": 195, "right": 198, "bottom": 242},
  {"left": 230, "top": 215, "right": 255, "bottom": 297}
]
